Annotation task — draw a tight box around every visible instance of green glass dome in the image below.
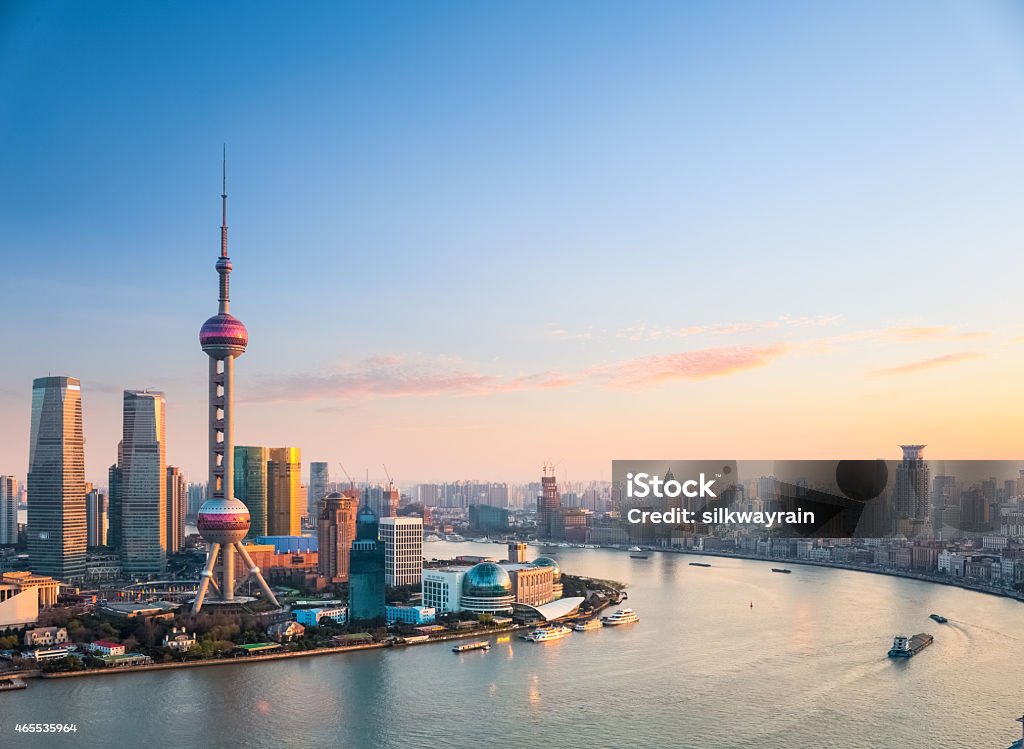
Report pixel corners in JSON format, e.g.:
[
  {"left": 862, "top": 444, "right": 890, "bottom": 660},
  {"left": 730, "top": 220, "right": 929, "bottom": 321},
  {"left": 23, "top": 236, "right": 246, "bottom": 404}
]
[
  {"left": 532, "top": 556, "right": 561, "bottom": 580},
  {"left": 462, "top": 562, "right": 512, "bottom": 597}
]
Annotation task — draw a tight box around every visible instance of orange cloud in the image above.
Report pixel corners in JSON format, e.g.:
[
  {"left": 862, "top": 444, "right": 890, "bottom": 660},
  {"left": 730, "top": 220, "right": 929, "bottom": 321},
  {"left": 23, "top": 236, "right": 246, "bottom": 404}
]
[
  {"left": 871, "top": 351, "right": 984, "bottom": 376},
  {"left": 587, "top": 344, "right": 791, "bottom": 387}
]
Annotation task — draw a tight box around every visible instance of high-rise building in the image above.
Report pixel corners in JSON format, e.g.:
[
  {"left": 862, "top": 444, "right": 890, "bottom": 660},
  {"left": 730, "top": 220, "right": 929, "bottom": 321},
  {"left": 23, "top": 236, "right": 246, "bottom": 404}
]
[
  {"left": 118, "top": 390, "right": 167, "bottom": 575},
  {"left": 186, "top": 482, "right": 206, "bottom": 520},
  {"left": 85, "top": 487, "right": 107, "bottom": 547},
  {"left": 234, "top": 446, "right": 268, "bottom": 538},
  {"left": 27, "top": 376, "right": 87, "bottom": 580},
  {"left": 192, "top": 157, "right": 278, "bottom": 614},
  {"left": 309, "top": 462, "right": 329, "bottom": 517},
  {"left": 166, "top": 466, "right": 186, "bottom": 554},
  {"left": 349, "top": 499, "right": 385, "bottom": 621},
  {"left": 267, "top": 448, "right": 301, "bottom": 536},
  {"left": 536, "top": 463, "right": 561, "bottom": 538},
  {"left": 0, "top": 476, "right": 19, "bottom": 545},
  {"left": 379, "top": 516, "right": 423, "bottom": 587},
  {"left": 317, "top": 490, "right": 357, "bottom": 583},
  {"left": 894, "top": 445, "right": 930, "bottom": 530},
  {"left": 107, "top": 464, "right": 123, "bottom": 551},
  {"left": 508, "top": 541, "right": 527, "bottom": 564}
]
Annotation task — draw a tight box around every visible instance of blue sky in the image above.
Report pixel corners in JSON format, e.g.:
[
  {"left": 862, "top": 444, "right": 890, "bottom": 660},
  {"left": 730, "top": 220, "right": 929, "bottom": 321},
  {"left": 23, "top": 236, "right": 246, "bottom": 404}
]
[{"left": 2, "top": 1, "right": 1023, "bottom": 485}]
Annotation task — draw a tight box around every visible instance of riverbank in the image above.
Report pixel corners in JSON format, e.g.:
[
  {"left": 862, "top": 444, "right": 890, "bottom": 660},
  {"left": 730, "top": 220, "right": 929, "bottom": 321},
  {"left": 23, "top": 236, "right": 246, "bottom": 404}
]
[
  {"left": 33, "top": 624, "right": 526, "bottom": 680},
  {"left": 626, "top": 545, "right": 1024, "bottom": 604}
]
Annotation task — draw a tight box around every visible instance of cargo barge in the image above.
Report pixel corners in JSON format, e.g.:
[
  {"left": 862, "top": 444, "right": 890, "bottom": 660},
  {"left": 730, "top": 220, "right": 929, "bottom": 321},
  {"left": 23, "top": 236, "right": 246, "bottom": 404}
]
[{"left": 888, "top": 633, "right": 933, "bottom": 657}]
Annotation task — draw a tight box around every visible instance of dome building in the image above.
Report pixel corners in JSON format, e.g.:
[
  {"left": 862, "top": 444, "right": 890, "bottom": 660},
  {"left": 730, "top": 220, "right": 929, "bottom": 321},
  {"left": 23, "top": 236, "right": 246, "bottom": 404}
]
[
  {"left": 459, "top": 562, "right": 514, "bottom": 615},
  {"left": 532, "top": 556, "right": 564, "bottom": 598}
]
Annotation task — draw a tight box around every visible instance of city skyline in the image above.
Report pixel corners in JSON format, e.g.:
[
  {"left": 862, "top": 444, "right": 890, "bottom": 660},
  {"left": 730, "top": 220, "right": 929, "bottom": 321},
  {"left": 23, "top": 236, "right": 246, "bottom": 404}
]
[{"left": 3, "top": 2, "right": 1024, "bottom": 484}]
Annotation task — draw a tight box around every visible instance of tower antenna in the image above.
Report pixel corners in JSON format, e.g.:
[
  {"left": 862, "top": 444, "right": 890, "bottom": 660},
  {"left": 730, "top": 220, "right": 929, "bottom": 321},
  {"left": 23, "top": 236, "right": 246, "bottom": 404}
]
[{"left": 221, "top": 144, "right": 228, "bottom": 258}]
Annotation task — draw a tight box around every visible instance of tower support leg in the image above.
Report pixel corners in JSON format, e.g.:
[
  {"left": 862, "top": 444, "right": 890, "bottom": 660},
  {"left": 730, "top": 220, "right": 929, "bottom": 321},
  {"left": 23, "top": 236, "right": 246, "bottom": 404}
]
[
  {"left": 191, "top": 543, "right": 221, "bottom": 615},
  {"left": 234, "top": 542, "right": 280, "bottom": 607}
]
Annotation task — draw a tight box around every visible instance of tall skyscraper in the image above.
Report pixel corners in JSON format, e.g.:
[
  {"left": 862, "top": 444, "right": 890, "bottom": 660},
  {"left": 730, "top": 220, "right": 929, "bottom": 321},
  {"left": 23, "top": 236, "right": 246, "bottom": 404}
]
[
  {"left": 317, "top": 490, "right": 357, "bottom": 583},
  {"left": 192, "top": 156, "right": 278, "bottom": 614},
  {"left": 378, "top": 516, "right": 423, "bottom": 587},
  {"left": 166, "top": 466, "right": 186, "bottom": 554},
  {"left": 234, "top": 446, "right": 268, "bottom": 538},
  {"left": 536, "top": 463, "right": 561, "bottom": 538},
  {"left": 267, "top": 447, "right": 301, "bottom": 536},
  {"left": 27, "top": 376, "right": 87, "bottom": 580},
  {"left": 85, "top": 487, "right": 107, "bottom": 547},
  {"left": 309, "top": 462, "right": 329, "bottom": 517},
  {"left": 894, "top": 445, "right": 931, "bottom": 529},
  {"left": 378, "top": 482, "right": 400, "bottom": 518},
  {"left": 117, "top": 390, "right": 167, "bottom": 575},
  {"left": 0, "top": 476, "right": 19, "bottom": 545},
  {"left": 349, "top": 498, "right": 386, "bottom": 621}
]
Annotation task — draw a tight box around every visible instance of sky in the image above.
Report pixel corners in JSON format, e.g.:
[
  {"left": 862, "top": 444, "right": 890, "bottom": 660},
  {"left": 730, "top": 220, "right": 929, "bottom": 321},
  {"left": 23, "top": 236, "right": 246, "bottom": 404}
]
[{"left": 1, "top": 1, "right": 1023, "bottom": 486}]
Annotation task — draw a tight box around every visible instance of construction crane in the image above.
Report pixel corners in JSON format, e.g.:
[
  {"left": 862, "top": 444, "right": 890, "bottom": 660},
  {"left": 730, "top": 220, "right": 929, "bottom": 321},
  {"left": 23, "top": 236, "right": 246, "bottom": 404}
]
[
  {"left": 338, "top": 462, "right": 356, "bottom": 491},
  {"left": 382, "top": 463, "right": 394, "bottom": 489}
]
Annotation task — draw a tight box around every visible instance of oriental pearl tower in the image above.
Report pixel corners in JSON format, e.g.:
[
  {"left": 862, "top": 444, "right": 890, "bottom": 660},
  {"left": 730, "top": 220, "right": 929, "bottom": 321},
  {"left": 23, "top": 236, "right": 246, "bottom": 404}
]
[{"left": 191, "top": 153, "right": 279, "bottom": 615}]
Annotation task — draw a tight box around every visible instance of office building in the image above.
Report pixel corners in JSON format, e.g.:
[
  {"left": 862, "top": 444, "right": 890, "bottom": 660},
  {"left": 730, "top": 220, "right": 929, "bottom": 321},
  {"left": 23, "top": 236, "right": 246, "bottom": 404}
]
[
  {"left": 379, "top": 516, "right": 423, "bottom": 587},
  {"left": 317, "top": 491, "right": 357, "bottom": 583},
  {"left": 27, "top": 376, "right": 87, "bottom": 580},
  {"left": 894, "top": 445, "right": 931, "bottom": 535},
  {"left": 507, "top": 541, "right": 527, "bottom": 564},
  {"left": 309, "top": 462, "right": 329, "bottom": 516},
  {"left": 267, "top": 447, "right": 301, "bottom": 536},
  {"left": 86, "top": 487, "right": 107, "bottom": 547},
  {"left": 0, "top": 475, "right": 18, "bottom": 545},
  {"left": 234, "top": 446, "right": 268, "bottom": 538},
  {"left": 118, "top": 390, "right": 167, "bottom": 575},
  {"left": 468, "top": 504, "right": 509, "bottom": 532},
  {"left": 348, "top": 500, "right": 385, "bottom": 621},
  {"left": 536, "top": 463, "right": 561, "bottom": 538},
  {"left": 166, "top": 466, "right": 186, "bottom": 554}
]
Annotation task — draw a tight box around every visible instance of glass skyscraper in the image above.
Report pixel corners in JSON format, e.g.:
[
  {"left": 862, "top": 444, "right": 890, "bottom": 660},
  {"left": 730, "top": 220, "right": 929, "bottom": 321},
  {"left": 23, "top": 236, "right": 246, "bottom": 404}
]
[
  {"left": 27, "top": 376, "right": 87, "bottom": 579},
  {"left": 119, "top": 390, "right": 167, "bottom": 575},
  {"left": 234, "top": 446, "right": 268, "bottom": 538}
]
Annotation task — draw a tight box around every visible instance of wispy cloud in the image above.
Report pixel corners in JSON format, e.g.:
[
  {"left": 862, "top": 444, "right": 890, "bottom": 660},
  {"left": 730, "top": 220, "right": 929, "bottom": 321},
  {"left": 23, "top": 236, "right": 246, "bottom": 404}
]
[
  {"left": 871, "top": 351, "right": 984, "bottom": 377},
  {"left": 244, "top": 344, "right": 793, "bottom": 403},
  {"left": 586, "top": 344, "right": 791, "bottom": 387}
]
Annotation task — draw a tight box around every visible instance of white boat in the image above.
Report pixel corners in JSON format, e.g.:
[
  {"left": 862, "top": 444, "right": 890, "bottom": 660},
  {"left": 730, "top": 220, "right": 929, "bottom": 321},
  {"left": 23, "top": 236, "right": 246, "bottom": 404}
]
[
  {"left": 425, "top": 534, "right": 442, "bottom": 542},
  {"left": 627, "top": 546, "right": 642, "bottom": 552},
  {"left": 573, "top": 619, "right": 601, "bottom": 632},
  {"left": 601, "top": 608, "right": 640, "bottom": 626},
  {"left": 472, "top": 537, "right": 490, "bottom": 543},
  {"left": 524, "top": 625, "right": 572, "bottom": 642}
]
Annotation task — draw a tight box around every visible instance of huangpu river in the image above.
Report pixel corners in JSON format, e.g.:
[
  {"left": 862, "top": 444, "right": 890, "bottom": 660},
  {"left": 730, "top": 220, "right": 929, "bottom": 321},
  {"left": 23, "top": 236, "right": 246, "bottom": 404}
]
[{"left": 6, "top": 541, "right": 1024, "bottom": 749}]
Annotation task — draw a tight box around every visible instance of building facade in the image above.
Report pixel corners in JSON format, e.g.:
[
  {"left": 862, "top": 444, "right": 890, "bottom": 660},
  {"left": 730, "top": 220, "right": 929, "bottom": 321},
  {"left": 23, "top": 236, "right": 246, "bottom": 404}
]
[
  {"left": 308, "top": 462, "right": 329, "bottom": 518},
  {"left": 348, "top": 501, "right": 386, "bottom": 621},
  {"left": 267, "top": 447, "right": 301, "bottom": 536},
  {"left": 234, "top": 446, "right": 268, "bottom": 538},
  {"left": 118, "top": 390, "right": 167, "bottom": 575},
  {"left": 379, "top": 516, "right": 423, "bottom": 587},
  {"left": 0, "top": 475, "right": 19, "bottom": 546},
  {"left": 27, "top": 376, "right": 87, "bottom": 579},
  {"left": 86, "top": 487, "right": 107, "bottom": 547},
  {"left": 166, "top": 465, "right": 186, "bottom": 554},
  {"left": 317, "top": 491, "right": 357, "bottom": 583}
]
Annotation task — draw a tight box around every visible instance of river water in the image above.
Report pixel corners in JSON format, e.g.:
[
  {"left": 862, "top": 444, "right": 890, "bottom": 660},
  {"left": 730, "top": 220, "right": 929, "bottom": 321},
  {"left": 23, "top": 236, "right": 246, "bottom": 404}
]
[{"left": 5, "top": 541, "right": 1022, "bottom": 749}]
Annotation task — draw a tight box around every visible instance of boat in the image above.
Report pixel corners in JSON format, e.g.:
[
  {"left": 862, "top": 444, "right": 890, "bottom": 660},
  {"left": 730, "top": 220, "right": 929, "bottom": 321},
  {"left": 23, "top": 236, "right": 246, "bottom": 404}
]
[
  {"left": 601, "top": 608, "right": 640, "bottom": 626},
  {"left": 630, "top": 554, "right": 649, "bottom": 559},
  {"left": 627, "top": 546, "right": 642, "bottom": 552},
  {"left": 771, "top": 568, "right": 792, "bottom": 574},
  {"left": 452, "top": 641, "right": 490, "bottom": 653},
  {"left": 689, "top": 562, "right": 711, "bottom": 567},
  {"left": 0, "top": 677, "right": 27, "bottom": 691},
  {"left": 524, "top": 625, "right": 572, "bottom": 642},
  {"left": 472, "top": 537, "right": 490, "bottom": 543},
  {"left": 929, "top": 614, "right": 948, "bottom": 624},
  {"left": 424, "top": 534, "right": 442, "bottom": 542},
  {"left": 573, "top": 618, "right": 601, "bottom": 632},
  {"left": 887, "top": 633, "right": 933, "bottom": 658}
]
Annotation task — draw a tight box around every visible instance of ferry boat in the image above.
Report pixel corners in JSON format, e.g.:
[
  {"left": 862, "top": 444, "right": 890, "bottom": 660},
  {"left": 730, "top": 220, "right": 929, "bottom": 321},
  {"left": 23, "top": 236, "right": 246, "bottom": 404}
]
[
  {"left": 929, "top": 613, "right": 948, "bottom": 624},
  {"left": 771, "top": 568, "right": 792, "bottom": 574},
  {"left": 601, "top": 608, "right": 640, "bottom": 626},
  {"left": 452, "top": 641, "right": 490, "bottom": 653},
  {"left": 0, "top": 677, "right": 27, "bottom": 691},
  {"left": 573, "top": 618, "right": 601, "bottom": 632},
  {"left": 689, "top": 562, "right": 711, "bottom": 567},
  {"left": 630, "top": 554, "right": 649, "bottom": 560},
  {"left": 424, "top": 534, "right": 442, "bottom": 542},
  {"left": 524, "top": 625, "right": 572, "bottom": 642},
  {"left": 887, "top": 633, "right": 933, "bottom": 658},
  {"left": 627, "top": 546, "right": 642, "bottom": 552}
]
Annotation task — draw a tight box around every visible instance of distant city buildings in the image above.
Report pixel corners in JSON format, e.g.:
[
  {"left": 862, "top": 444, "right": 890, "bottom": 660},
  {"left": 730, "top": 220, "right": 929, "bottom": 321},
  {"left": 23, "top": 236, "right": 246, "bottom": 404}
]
[
  {"left": 27, "top": 376, "right": 87, "bottom": 580},
  {"left": 379, "top": 516, "right": 423, "bottom": 587},
  {"left": 117, "top": 390, "right": 167, "bottom": 576}
]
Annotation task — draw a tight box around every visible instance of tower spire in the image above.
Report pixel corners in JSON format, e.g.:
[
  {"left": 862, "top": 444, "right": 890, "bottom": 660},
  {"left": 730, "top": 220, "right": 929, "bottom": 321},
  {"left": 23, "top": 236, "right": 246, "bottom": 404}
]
[{"left": 221, "top": 144, "right": 228, "bottom": 259}]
